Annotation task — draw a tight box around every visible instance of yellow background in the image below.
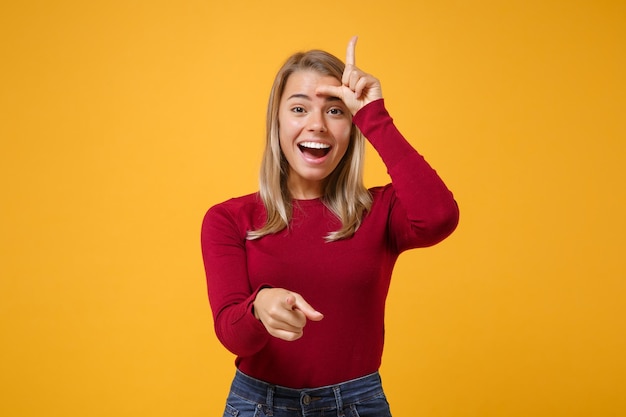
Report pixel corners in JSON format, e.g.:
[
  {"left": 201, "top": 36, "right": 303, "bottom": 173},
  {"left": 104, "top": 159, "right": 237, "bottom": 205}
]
[{"left": 1, "top": 1, "right": 625, "bottom": 416}]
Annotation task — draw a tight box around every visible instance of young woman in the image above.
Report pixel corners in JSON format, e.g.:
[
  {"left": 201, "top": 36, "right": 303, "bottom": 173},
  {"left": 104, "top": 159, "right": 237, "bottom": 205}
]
[{"left": 201, "top": 37, "right": 459, "bottom": 417}]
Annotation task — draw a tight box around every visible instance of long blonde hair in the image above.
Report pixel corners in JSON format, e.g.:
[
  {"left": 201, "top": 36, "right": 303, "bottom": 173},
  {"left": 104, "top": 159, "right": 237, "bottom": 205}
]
[{"left": 247, "top": 50, "right": 372, "bottom": 242}]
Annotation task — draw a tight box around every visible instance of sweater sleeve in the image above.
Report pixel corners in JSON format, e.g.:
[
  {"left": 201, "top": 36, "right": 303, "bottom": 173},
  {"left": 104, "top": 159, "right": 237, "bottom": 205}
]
[
  {"left": 201, "top": 202, "right": 270, "bottom": 357},
  {"left": 352, "top": 99, "right": 459, "bottom": 251}
]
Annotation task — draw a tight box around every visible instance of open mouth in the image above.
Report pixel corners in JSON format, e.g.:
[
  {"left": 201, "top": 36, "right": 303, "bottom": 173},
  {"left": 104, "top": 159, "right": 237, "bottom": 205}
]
[{"left": 298, "top": 141, "right": 331, "bottom": 159}]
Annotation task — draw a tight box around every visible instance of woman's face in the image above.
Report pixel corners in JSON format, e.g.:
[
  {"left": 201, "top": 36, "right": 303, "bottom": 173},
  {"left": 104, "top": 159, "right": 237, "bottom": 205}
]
[{"left": 278, "top": 70, "right": 352, "bottom": 199}]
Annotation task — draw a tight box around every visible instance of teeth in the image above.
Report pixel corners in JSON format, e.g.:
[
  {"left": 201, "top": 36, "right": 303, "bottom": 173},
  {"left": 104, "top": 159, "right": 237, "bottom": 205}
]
[{"left": 299, "top": 141, "right": 330, "bottom": 149}]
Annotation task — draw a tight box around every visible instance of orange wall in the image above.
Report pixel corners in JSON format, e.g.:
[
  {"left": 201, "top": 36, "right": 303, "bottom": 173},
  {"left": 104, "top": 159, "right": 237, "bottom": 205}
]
[{"left": 1, "top": 1, "right": 625, "bottom": 416}]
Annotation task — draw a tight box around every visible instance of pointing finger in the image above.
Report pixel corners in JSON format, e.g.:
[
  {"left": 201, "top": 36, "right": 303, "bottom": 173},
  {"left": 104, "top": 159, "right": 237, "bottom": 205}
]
[{"left": 292, "top": 294, "right": 324, "bottom": 322}]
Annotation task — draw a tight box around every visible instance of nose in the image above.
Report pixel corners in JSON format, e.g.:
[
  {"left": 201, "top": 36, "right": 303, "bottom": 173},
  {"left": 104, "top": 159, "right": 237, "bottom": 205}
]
[{"left": 307, "top": 110, "right": 327, "bottom": 132}]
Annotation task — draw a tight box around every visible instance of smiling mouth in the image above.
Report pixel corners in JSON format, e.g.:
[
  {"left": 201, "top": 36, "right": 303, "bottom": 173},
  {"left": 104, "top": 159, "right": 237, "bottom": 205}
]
[{"left": 298, "top": 141, "right": 331, "bottom": 159}]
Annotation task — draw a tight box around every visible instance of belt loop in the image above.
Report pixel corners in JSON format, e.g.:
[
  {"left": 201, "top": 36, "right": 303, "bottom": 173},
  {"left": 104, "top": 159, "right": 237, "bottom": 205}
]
[
  {"left": 333, "top": 386, "right": 344, "bottom": 417},
  {"left": 265, "top": 385, "right": 275, "bottom": 416}
]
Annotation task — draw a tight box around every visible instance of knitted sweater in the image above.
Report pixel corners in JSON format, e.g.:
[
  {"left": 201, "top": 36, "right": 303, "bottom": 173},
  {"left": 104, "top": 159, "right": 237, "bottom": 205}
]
[{"left": 201, "top": 99, "right": 459, "bottom": 388}]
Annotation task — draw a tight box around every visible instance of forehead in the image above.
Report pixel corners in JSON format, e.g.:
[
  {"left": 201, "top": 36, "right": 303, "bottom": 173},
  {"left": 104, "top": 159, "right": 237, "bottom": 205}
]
[{"left": 282, "top": 70, "right": 341, "bottom": 97}]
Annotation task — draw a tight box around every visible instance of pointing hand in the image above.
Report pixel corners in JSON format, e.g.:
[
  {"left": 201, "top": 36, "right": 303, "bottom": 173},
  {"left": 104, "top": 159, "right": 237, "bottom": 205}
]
[{"left": 253, "top": 288, "right": 324, "bottom": 341}]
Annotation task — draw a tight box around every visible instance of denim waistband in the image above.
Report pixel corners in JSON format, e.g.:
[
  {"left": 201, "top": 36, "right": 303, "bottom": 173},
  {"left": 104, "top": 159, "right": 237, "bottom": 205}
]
[{"left": 229, "top": 370, "right": 384, "bottom": 413}]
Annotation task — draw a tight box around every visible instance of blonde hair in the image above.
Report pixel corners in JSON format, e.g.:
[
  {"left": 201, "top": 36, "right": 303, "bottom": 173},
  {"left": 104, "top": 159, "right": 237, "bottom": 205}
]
[{"left": 247, "top": 50, "right": 372, "bottom": 242}]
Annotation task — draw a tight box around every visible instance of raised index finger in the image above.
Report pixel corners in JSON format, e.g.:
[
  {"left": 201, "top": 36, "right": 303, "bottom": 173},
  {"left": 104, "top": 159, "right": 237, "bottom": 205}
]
[{"left": 346, "top": 35, "right": 357, "bottom": 66}]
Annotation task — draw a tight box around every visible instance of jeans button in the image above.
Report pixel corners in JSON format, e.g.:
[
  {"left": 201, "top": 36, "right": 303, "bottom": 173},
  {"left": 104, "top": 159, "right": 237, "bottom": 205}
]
[{"left": 302, "top": 394, "right": 311, "bottom": 405}]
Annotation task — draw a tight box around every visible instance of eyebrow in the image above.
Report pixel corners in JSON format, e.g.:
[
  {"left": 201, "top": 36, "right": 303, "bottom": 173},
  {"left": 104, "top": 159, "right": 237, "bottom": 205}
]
[{"left": 286, "top": 93, "right": 342, "bottom": 102}]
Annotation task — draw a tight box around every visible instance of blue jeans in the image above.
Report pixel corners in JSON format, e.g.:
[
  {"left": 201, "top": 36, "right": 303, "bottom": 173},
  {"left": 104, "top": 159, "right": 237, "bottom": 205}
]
[{"left": 222, "top": 370, "right": 392, "bottom": 417}]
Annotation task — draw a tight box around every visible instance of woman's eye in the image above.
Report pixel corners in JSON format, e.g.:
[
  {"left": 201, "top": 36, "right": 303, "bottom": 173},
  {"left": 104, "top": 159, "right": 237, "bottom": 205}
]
[
  {"left": 328, "top": 108, "right": 344, "bottom": 115},
  {"left": 291, "top": 106, "right": 305, "bottom": 113}
]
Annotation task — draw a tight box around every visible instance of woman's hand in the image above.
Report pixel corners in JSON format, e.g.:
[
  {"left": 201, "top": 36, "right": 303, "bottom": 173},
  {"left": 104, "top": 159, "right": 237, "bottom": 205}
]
[
  {"left": 316, "top": 36, "right": 383, "bottom": 115},
  {"left": 253, "top": 288, "right": 324, "bottom": 341}
]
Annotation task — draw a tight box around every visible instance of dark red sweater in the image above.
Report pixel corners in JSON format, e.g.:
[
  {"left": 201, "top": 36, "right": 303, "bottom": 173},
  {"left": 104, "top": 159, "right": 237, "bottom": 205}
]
[{"left": 201, "top": 99, "right": 459, "bottom": 388}]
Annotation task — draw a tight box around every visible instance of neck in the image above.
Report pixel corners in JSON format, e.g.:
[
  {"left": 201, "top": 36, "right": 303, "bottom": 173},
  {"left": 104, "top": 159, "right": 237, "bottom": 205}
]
[{"left": 287, "top": 179, "right": 324, "bottom": 200}]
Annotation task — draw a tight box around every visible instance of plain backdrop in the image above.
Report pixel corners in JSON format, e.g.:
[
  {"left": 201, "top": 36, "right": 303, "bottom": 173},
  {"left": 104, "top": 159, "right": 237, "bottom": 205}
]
[{"left": 1, "top": 1, "right": 625, "bottom": 416}]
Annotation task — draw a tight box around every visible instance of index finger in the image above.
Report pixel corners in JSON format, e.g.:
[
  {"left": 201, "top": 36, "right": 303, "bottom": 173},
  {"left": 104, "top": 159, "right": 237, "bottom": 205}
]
[
  {"left": 292, "top": 294, "right": 324, "bottom": 321},
  {"left": 346, "top": 35, "right": 357, "bottom": 66}
]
